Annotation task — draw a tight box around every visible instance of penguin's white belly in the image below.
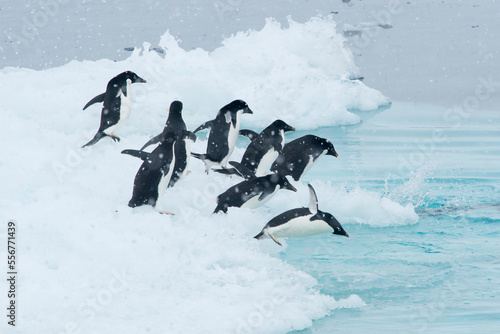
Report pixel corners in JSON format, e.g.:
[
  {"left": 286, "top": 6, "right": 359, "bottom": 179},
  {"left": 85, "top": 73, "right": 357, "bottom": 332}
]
[
  {"left": 300, "top": 151, "right": 326, "bottom": 180},
  {"left": 181, "top": 139, "right": 192, "bottom": 179},
  {"left": 269, "top": 215, "right": 333, "bottom": 238},
  {"left": 155, "top": 159, "right": 176, "bottom": 211},
  {"left": 241, "top": 187, "right": 278, "bottom": 209},
  {"left": 256, "top": 149, "right": 279, "bottom": 176},
  {"left": 223, "top": 111, "right": 242, "bottom": 166}
]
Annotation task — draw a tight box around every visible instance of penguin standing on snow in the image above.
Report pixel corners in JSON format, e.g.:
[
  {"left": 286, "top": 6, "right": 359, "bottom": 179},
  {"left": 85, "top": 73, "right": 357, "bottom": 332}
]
[
  {"left": 254, "top": 184, "right": 349, "bottom": 246},
  {"left": 122, "top": 130, "right": 196, "bottom": 214},
  {"left": 140, "top": 101, "right": 195, "bottom": 187},
  {"left": 214, "top": 119, "right": 295, "bottom": 178},
  {"left": 82, "top": 71, "right": 147, "bottom": 148},
  {"left": 271, "top": 135, "right": 338, "bottom": 181},
  {"left": 191, "top": 100, "right": 253, "bottom": 173},
  {"left": 213, "top": 164, "right": 297, "bottom": 214}
]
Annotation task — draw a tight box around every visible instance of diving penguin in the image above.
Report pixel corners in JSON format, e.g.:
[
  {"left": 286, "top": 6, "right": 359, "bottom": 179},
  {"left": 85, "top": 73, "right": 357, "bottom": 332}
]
[
  {"left": 214, "top": 119, "right": 295, "bottom": 179},
  {"left": 271, "top": 135, "right": 338, "bottom": 181},
  {"left": 213, "top": 163, "right": 297, "bottom": 214},
  {"left": 82, "top": 71, "right": 146, "bottom": 148},
  {"left": 254, "top": 184, "right": 349, "bottom": 246}
]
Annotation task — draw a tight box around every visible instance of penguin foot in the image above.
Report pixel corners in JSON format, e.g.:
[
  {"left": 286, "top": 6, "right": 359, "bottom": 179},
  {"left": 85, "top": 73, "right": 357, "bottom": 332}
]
[
  {"left": 186, "top": 170, "right": 191, "bottom": 176},
  {"left": 110, "top": 133, "right": 121, "bottom": 142},
  {"left": 159, "top": 210, "right": 175, "bottom": 215}
]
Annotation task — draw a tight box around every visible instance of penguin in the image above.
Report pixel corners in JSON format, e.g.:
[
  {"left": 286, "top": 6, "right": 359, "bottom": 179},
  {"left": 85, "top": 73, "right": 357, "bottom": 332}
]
[
  {"left": 271, "top": 135, "right": 338, "bottom": 181},
  {"left": 82, "top": 71, "right": 147, "bottom": 148},
  {"left": 140, "top": 100, "right": 195, "bottom": 187},
  {"left": 191, "top": 100, "right": 253, "bottom": 173},
  {"left": 213, "top": 165, "right": 297, "bottom": 214},
  {"left": 122, "top": 130, "right": 196, "bottom": 214},
  {"left": 254, "top": 184, "right": 349, "bottom": 246},
  {"left": 214, "top": 120, "right": 295, "bottom": 178}
]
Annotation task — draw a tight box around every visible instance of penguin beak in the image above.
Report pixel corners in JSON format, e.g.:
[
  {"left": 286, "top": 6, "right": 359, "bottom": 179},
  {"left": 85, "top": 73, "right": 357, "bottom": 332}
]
[
  {"left": 136, "top": 77, "right": 147, "bottom": 83},
  {"left": 287, "top": 126, "right": 296, "bottom": 132},
  {"left": 244, "top": 107, "right": 253, "bottom": 114},
  {"left": 285, "top": 183, "right": 297, "bottom": 192},
  {"left": 328, "top": 150, "right": 338, "bottom": 158}
]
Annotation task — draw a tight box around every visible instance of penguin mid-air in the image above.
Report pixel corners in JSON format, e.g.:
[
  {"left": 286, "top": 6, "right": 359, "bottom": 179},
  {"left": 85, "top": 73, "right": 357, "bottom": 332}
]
[
  {"left": 82, "top": 71, "right": 147, "bottom": 148},
  {"left": 271, "top": 135, "right": 338, "bottom": 181},
  {"left": 214, "top": 119, "right": 295, "bottom": 179},
  {"left": 213, "top": 164, "right": 297, "bottom": 214},
  {"left": 254, "top": 184, "right": 349, "bottom": 246},
  {"left": 140, "top": 101, "right": 195, "bottom": 187},
  {"left": 191, "top": 100, "right": 253, "bottom": 173},
  {"left": 122, "top": 130, "right": 196, "bottom": 214}
]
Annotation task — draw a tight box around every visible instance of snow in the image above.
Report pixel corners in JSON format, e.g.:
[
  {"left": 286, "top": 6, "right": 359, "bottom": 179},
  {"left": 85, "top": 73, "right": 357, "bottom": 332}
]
[{"left": 0, "top": 15, "right": 415, "bottom": 333}]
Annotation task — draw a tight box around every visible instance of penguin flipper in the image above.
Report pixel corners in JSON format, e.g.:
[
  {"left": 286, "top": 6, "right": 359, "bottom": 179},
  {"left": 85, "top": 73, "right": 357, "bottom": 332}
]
[
  {"left": 191, "top": 152, "right": 206, "bottom": 161},
  {"left": 121, "top": 149, "right": 149, "bottom": 161},
  {"left": 229, "top": 161, "right": 256, "bottom": 180},
  {"left": 182, "top": 130, "right": 197, "bottom": 142},
  {"left": 307, "top": 184, "right": 319, "bottom": 215},
  {"left": 82, "top": 131, "right": 106, "bottom": 148},
  {"left": 140, "top": 134, "right": 163, "bottom": 151},
  {"left": 239, "top": 129, "right": 258, "bottom": 141},
  {"left": 213, "top": 167, "right": 238, "bottom": 176},
  {"left": 193, "top": 120, "right": 214, "bottom": 133},
  {"left": 83, "top": 93, "right": 106, "bottom": 110},
  {"left": 269, "top": 233, "right": 282, "bottom": 246}
]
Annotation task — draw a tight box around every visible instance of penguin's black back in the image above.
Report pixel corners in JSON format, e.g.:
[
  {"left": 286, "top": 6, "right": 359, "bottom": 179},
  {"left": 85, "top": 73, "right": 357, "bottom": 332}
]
[
  {"left": 128, "top": 167, "right": 163, "bottom": 207},
  {"left": 215, "top": 174, "right": 287, "bottom": 213},
  {"left": 266, "top": 208, "right": 311, "bottom": 227},
  {"left": 272, "top": 135, "right": 334, "bottom": 181},
  {"left": 97, "top": 73, "right": 131, "bottom": 131},
  {"left": 240, "top": 123, "right": 285, "bottom": 173},
  {"left": 164, "top": 100, "right": 187, "bottom": 136},
  {"left": 127, "top": 135, "right": 176, "bottom": 208},
  {"left": 205, "top": 113, "right": 232, "bottom": 163}
]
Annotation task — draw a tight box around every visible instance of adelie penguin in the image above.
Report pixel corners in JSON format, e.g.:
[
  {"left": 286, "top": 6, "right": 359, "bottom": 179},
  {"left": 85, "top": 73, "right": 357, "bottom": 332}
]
[
  {"left": 191, "top": 100, "right": 253, "bottom": 173},
  {"left": 271, "top": 135, "right": 338, "bottom": 181},
  {"left": 140, "top": 101, "right": 194, "bottom": 188},
  {"left": 214, "top": 120, "right": 295, "bottom": 179},
  {"left": 254, "top": 184, "right": 349, "bottom": 246},
  {"left": 213, "top": 162, "right": 297, "bottom": 214},
  {"left": 82, "top": 71, "right": 147, "bottom": 148},
  {"left": 122, "top": 130, "right": 196, "bottom": 214}
]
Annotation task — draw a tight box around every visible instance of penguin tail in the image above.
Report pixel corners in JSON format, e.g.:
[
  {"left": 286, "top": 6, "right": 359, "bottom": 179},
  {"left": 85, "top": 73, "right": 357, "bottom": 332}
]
[
  {"left": 82, "top": 131, "right": 106, "bottom": 148},
  {"left": 213, "top": 202, "right": 228, "bottom": 214},
  {"left": 254, "top": 231, "right": 264, "bottom": 240}
]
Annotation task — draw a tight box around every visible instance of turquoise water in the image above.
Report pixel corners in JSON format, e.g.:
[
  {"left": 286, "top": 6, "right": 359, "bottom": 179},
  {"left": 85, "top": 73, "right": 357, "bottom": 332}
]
[{"left": 284, "top": 103, "right": 500, "bottom": 333}]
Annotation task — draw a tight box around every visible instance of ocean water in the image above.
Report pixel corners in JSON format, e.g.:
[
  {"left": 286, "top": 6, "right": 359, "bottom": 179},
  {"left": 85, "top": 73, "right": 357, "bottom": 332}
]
[{"left": 282, "top": 102, "right": 500, "bottom": 333}]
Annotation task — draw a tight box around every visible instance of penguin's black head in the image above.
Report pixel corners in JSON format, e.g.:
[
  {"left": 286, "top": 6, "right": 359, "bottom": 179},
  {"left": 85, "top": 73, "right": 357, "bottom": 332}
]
[
  {"left": 313, "top": 212, "right": 349, "bottom": 237},
  {"left": 170, "top": 100, "right": 183, "bottom": 114},
  {"left": 223, "top": 99, "right": 253, "bottom": 115},
  {"left": 121, "top": 71, "right": 147, "bottom": 84},
  {"left": 272, "top": 120, "right": 295, "bottom": 132},
  {"left": 323, "top": 139, "right": 338, "bottom": 158}
]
